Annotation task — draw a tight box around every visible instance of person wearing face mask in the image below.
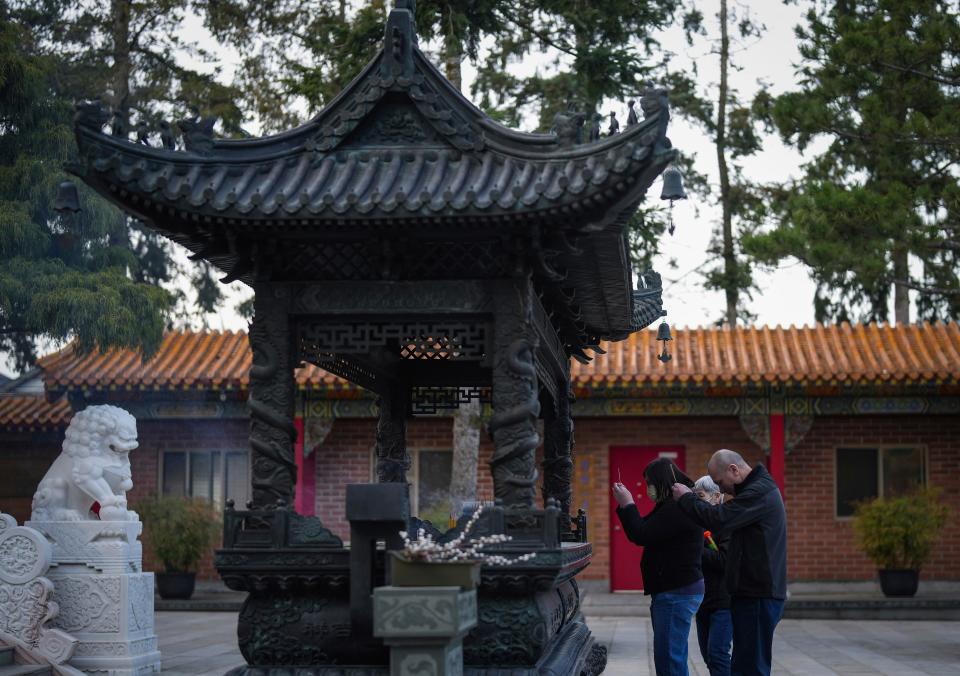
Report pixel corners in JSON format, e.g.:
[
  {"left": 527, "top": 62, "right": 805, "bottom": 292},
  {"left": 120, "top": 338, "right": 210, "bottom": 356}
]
[
  {"left": 612, "top": 458, "right": 703, "bottom": 676},
  {"left": 693, "top": 476, "right": 732, "bottom": 676}
]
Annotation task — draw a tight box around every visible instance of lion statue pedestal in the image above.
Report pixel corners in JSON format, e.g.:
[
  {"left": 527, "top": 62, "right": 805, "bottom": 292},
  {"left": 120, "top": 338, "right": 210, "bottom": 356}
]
[{"left": 26, "top": 405, "right": 161, "bottom": 676}]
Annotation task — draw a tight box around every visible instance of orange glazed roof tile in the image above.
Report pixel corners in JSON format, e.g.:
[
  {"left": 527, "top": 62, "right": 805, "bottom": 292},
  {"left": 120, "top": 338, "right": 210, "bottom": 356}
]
[
  {"left": 37, "top": 330, "right": 352, "bottom": 393},
  {"left": 0, "top": 394, "right": 72, "bottom": 430},
  {"left": 31, "top": 322, "right": 960, "bottom": 396},
  {"left": 571, "top": 321, "right": 960, "bottom": 386}
]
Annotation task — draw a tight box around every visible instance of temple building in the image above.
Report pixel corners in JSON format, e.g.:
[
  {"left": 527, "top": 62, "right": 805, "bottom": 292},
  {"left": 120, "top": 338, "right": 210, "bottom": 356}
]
[{"left": 3, "top": 321, "right": 958, "bottom": 589}]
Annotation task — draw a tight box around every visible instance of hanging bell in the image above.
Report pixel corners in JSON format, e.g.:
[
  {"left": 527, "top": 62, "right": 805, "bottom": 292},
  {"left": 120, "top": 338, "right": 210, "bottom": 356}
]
[
  {"left": 659, "top": 165, "right": 686, "bottom": 202},
  {"left": 656, "top": 321, "right": 673, "bottom": 342},
  {"left": 53, "top": 181, "right": 81, "bottom": 214},
  {"left": 656, "top": 321, "right": 673, "bottom": 363}
]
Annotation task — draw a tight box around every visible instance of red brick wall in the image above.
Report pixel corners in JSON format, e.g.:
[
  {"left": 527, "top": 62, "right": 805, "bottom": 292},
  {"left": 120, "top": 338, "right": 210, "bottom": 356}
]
[
  {"left": 313, "top": 417, "right": 496, "bottom": 540},
  {"left": 131, "top": 419, "right": 249, "bottom": 580},
  {"left": 784, "top": 415, "right": 960, "bottom": 581},
  {"left": 117, "top": 411, "right": 960, "bottom": 585},
  {"left": 571, "top": 414, "right": 960, "bottom": 585},
  {"left": 571, "top": 416, "right": 764, "bottom": 581}
]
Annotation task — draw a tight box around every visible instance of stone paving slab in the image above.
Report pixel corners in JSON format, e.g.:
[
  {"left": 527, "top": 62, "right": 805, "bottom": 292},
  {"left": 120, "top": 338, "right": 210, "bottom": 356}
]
[
  {"left": 581, "top": 590, "right": 960, "bottom": 621},
  {"left": 153, "top": 611, "right": 960, "bottom": 675}
]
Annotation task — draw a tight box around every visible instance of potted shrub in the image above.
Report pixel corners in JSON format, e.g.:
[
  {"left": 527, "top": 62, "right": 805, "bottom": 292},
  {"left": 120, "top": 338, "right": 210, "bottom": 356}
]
[
  {"left": 852, "top": 488, "right": 949, "bottom": 597},
  {"left": 137, "top": 496, "right": 221, "bottom": 600},
  {"left": 391, "top": 505, "right": 535, "bottom": 589}
]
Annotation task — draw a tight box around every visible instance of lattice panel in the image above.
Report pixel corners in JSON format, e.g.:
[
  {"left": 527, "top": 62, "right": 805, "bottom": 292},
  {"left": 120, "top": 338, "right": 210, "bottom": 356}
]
[
  {"left": 400, "top": 334, "right": 464, "bottom": 360},
  {"left": 410, "top": 386, "right": 492, "bottom": 415},
  {"left": 404, "top": 241, "right": 507, "bottom": 279},
  {"left": 299, "top": 321, "right": 489, "bottom": 360},
  {"left": 280, "top": 241, "right": 375, "bottom": 280}
]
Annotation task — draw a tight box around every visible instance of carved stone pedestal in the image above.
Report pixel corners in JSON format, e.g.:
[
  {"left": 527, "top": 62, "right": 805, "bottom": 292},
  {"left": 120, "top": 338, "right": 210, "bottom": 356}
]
[
  {"left": 373, "top": 586, "right": 477, "bottom": 676},
  {"left": 26, "top": 520, "right": 161, "bottom": 676}
]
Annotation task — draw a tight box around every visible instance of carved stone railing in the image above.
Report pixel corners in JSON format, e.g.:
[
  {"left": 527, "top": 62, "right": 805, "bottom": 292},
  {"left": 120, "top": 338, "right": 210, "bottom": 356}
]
[{"left": 0, "top": 513, "right": 82, "bottom": 676}]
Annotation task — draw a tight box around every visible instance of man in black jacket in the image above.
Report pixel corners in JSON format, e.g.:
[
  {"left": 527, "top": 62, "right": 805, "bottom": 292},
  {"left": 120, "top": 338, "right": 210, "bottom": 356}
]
[{"left": 672, "top": 450, "right": 787, "bottom": 676}]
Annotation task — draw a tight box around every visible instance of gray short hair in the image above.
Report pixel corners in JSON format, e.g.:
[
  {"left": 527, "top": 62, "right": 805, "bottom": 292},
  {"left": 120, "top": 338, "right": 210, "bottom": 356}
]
[{"left": 694, "top": 475, "right": 721, "bottom": 495}]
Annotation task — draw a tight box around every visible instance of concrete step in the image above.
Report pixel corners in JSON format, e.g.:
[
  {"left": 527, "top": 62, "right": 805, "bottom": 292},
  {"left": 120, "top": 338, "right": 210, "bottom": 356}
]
[
  {"left": 0, "top": 647, "right": 13, "bottom": 667},
  {"left": 0, "top": 666, "right": 52, "bottom": 676}
]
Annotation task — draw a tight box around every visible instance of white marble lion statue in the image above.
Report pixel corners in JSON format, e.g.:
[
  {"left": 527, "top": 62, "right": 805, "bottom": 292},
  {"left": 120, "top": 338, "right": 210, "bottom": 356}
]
[{"left": 31, "top": 405, "right": 140, "bottom": 522}]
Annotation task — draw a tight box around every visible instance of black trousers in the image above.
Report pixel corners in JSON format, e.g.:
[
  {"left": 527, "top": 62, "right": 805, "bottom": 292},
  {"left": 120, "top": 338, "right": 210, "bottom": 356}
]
[{"left": 730, "top": 597, "right": 785, "bottom": 676}]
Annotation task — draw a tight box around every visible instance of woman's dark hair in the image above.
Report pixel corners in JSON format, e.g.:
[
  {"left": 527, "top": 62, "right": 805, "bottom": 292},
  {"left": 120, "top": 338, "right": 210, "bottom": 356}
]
[{"left": 643, "top": 458, "right": 694, "bottom": 502}]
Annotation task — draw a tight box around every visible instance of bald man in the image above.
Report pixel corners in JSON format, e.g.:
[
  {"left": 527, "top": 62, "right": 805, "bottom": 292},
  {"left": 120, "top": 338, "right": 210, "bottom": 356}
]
[{"left": 671, "top": 450, "right": 786, "bottom": 676}]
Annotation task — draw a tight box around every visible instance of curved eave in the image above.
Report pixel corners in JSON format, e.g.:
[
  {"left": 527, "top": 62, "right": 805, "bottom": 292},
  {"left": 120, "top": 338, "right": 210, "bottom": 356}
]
[{"left": 74, "top": 120, "right": 673, "bottom": 230}]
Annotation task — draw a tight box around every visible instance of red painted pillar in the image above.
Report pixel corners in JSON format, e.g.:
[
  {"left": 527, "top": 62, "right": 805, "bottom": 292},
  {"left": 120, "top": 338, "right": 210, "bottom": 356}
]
[
  {"left": 768, "top": 413, "right": 785, "bottom": 494},
  {"left": 294, "top": 417, "right": 317, "bottom": 515}
]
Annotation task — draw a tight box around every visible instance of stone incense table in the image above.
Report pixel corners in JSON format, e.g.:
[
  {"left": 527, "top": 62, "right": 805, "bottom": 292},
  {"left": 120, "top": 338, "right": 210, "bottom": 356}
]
[{"left": 373, "top": 586, "right": 478, "bottom": 676}]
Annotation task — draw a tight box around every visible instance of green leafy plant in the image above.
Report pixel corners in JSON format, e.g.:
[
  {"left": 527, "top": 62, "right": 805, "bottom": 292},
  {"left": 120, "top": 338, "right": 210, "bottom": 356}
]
[
  {"left": 852, "top": 489, "right": 949, "bottom": 570},
  {"left": 136, "top": 496, "right": 221, "bottom": 573}
]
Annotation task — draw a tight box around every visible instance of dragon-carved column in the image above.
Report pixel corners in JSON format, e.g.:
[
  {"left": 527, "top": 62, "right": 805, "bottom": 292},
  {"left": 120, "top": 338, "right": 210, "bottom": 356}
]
[
  {"left": 488, "top": 280, "right": 541, "bottom": 508},
  {"left": 248, "top": 284, "right": 298, "bottom": 508},
  {"left": 375, "top": 386, "right": 410, "bottom": 483},
  {"left": 542, "top": 383, "right": 574, "bottom": 531}
]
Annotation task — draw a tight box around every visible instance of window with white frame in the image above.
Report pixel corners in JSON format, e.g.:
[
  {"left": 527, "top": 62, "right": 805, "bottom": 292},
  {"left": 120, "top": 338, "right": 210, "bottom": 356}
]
[
  {"left": 835, "top": 447, "right": 926, "bottom": 518},
  {"left": 161, "top": 450, "right": 251, "bottom": 509}
]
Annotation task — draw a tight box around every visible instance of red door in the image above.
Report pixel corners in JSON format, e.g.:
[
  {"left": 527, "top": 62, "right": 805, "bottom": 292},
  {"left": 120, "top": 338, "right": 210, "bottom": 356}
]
[{"left": 610, "top": 446, "right": 686, "bottom": 592}]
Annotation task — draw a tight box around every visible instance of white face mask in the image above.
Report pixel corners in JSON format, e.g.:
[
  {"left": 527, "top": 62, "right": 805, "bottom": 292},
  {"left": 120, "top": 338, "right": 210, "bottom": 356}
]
[{"left": 646, "top": 484, "right": 658, "bottom": 501}]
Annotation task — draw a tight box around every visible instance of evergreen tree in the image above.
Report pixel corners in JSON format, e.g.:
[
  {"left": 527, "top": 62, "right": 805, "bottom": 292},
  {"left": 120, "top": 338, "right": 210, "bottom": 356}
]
[
  {"left": 659, "top": 1, "right": 768, "bottom": 325},
  {"left": 745, "top": 0, "right": 960, "bottom": 323},
  {"left": 0, "top": 16, "right": 170, "bottom": 369},
  {"left": 204, "top": 1, "right": 509, "bottom": 132},
  {"left": 2, "top": 1, "right": 248, "bottom": 369}
]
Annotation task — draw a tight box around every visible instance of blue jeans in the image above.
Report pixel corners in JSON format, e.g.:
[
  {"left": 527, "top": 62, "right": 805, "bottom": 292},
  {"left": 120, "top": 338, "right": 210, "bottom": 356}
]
[
  {"left": 650, "top": 591, "right": 703, "bottom": 675},
  {"left": 730, "top": 597, "right": 785, "bottom": 676},
  {"left": 696, "top": 608, "right": 732, "bottom": 676}
]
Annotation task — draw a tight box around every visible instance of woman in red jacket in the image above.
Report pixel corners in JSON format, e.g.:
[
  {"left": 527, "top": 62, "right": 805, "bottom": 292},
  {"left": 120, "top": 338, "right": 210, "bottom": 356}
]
[{"left": 613, "top": 458, "right": 703, "bottom": 675}]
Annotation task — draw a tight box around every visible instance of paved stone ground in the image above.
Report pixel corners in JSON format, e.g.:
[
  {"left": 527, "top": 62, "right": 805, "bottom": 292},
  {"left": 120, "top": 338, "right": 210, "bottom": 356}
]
[
  {"left": 154, "top": 611, "right": 960, "bottom": 675},
  {"left": 590, "top": 617, "right": 960, "bottom": 676}
]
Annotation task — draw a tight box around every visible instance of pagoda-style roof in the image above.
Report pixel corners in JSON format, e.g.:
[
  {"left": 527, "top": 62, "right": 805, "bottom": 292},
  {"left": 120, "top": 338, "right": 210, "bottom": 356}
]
[
  {"left": 70, "top": 2, "right": 678, "bottom": 349},
  {"left": 73, "top": 36, "right": 673, "bottom": 227}
]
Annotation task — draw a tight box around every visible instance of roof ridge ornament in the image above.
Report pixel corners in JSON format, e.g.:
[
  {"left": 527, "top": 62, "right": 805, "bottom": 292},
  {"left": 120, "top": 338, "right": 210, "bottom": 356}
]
[{"left": 382, "top": 1, "right": 418, "bottom": 79}]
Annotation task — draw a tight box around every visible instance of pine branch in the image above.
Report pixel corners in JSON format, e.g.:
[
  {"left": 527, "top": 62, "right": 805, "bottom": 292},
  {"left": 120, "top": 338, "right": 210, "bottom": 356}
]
[
  {"left": 878, "top": 61, "right": 960, "bottom": 87},
  {"left": 890, "top": 279, "right": 960, "bottom": 296}
]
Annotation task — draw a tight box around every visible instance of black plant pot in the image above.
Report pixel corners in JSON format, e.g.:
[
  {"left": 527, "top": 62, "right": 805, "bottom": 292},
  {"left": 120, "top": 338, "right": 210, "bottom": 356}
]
[
  {"left": 878, "top": 569, "right": 919, "bottom": 597},
  {"left": 156, "top": 571, "right": 196, "bottom": 600}
]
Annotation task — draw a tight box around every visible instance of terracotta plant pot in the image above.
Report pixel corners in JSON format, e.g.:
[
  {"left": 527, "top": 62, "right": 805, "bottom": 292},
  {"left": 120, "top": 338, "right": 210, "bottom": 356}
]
[
  {"left": 878, "top": 569, "right": 919, "bottom": 597},
  {"left": 389, "top": 551, "right": 481, "bottom": 589},
  {"left": 156, "top": 571, "right": 196, "bottom": 600}
]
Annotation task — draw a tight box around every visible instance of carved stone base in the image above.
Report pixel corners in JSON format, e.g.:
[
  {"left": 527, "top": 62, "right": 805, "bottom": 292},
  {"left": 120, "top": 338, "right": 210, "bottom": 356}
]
[
  {"left": 25, "top": 520, "right": 144, "bottom": 574},
  {"left": 45, "top": 570, "right": 160, "bottom": 675}
]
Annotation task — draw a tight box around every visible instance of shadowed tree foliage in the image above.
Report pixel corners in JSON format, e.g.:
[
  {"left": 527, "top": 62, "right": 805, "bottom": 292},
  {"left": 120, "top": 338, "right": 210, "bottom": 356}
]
[
  {"left": 745, "top": 0, "right": 960, "bottom": 323},
  {"left": 1, "top": 0, "right": 248, "bottom": 369}
]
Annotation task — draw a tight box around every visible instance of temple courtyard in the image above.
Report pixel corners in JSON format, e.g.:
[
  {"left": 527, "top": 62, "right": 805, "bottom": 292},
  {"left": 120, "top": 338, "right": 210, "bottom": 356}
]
[{"left": 154, "top": 611, "right": 960, "bottom": 675}]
